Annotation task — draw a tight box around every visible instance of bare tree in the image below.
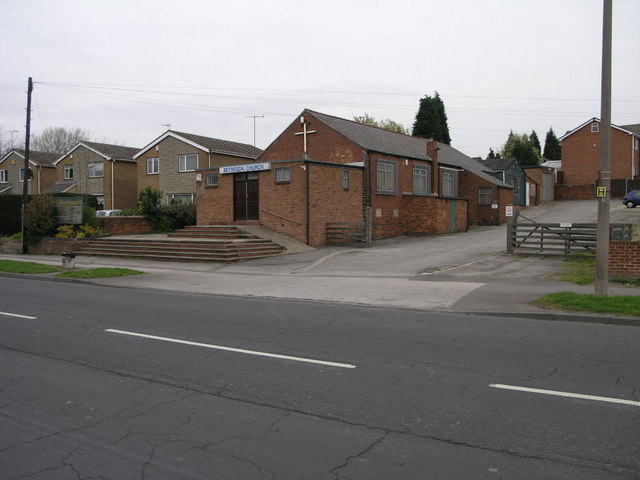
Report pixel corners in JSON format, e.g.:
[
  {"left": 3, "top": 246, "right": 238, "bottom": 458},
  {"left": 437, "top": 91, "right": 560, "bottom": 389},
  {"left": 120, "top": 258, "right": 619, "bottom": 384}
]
[{"left": 31, "top": 127, "right": 90, "bottom": 154}]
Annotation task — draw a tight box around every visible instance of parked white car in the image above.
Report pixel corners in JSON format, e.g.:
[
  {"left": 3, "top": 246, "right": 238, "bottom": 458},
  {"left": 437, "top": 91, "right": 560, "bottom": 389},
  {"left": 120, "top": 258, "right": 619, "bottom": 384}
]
[{"left": 95, "top": 209, "right": 123, "bottom": 216}]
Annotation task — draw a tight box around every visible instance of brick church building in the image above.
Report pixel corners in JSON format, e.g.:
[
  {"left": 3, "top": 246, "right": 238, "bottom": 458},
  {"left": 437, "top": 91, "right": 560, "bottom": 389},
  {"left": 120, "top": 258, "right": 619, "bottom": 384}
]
[{"left": 196, "top": 109, "right": 512, "bottom": 247}]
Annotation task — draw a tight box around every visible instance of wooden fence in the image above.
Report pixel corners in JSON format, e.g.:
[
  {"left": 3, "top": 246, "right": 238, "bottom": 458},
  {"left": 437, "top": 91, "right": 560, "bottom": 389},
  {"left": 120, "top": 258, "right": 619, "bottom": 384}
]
[{"left": 508, "top": 220, "right": 632, "bottom": 255}]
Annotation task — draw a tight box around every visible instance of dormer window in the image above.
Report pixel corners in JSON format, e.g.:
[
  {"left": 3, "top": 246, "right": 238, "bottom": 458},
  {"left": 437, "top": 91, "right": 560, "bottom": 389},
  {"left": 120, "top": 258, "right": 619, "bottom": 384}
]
[{"left": 591, "top": 122, "right": 599, "bottom": 133}]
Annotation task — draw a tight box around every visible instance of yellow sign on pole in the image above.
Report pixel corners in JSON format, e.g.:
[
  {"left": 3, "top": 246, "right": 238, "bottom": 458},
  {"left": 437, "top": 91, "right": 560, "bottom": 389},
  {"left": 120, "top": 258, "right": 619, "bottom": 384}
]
[{"left": 596, "top": 187, "right": 607, "bottom": 198}]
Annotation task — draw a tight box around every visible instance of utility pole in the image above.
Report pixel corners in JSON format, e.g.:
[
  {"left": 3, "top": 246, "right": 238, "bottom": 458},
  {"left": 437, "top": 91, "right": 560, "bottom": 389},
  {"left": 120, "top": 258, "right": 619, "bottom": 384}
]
[
  {"left": 246, "top": 115, "right": 264, "bottom": 147},
  {"left": 595, "top": 0, "right": 612, "bottom": 296},
  {"left": 21, "top": 77, "right": 33, "bottom": 255}
]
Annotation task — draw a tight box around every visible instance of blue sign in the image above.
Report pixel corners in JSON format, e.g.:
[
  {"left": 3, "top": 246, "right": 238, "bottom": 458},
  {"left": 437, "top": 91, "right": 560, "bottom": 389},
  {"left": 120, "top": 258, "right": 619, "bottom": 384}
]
[{"left": 220, "top": 162, "right": 271, "bottom": 174}]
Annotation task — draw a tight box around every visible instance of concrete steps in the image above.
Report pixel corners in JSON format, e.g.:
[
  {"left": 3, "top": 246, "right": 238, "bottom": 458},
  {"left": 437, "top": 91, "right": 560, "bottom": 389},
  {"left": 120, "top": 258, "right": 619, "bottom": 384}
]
[{"left": 77, "top": 225, "right": 286, "bottom": 262}]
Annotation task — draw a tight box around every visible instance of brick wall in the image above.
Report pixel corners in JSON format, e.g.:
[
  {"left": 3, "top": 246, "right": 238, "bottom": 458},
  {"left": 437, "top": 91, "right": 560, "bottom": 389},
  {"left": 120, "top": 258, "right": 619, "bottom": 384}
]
[
  {"left": 561, "top": 121, "right": 638, "bottom": 185},
  {"left": 28, "top": 238, "right": 92, "bottom": 254},
  {"left": 401, "top": 195, "right": 468, "bottom": 235},
  {"left": 96, "top": 216, "right": 152, "bottom": 234},
  {"left": 113, "top": 161, "right": 138, "bottom": 210},
  {"left": 555, "top": 184, "right": 594, "bottom": 201},
  {"left": 609, "top": 241, "right": 640, "bottom": 279},
  {"left": 459, "top": 170, "right": 513, "bottom": 225}
]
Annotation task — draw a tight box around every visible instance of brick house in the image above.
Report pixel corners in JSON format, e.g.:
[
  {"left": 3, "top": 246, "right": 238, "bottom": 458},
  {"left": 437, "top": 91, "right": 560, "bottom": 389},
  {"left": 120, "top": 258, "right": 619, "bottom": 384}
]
[
  {"left": 559, "top": 118, "right": 640, "bottom": 189},
  {"left": 196, "top": 109, "right": 513, "bottom": 246},
  {"left": 0, "top": 149, "right": 59, "bottom": 194},
  {"left": 134, "top": 130, "right": 262, "bottom": 205},
  {"left": 49, "top": 142, "right": 140, "bottom": 210}
]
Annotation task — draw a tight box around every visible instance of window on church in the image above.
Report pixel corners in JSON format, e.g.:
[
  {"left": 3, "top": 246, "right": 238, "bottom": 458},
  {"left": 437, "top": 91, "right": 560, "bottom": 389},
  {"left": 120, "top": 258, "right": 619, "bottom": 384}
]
[
  {"left": 479, "top": 187, "right": 493, "bottom": 205},
  {"left": 377, "top": 159, "right": 396, "bottom": 194},
  {"left": 275, "top": 167, "right": 291, "bottom": 183},
  {"left": 442, "top": 170, "right": 458, "bottom": 197},
  {"left": 342, "top": 169, "right": 350, "bottom": 190},
  {"left": 205, "top": 173, "right": 219, "bottom": 187},
  {"left": 413, "top": 164, "right": 430, "bottom": 195}
]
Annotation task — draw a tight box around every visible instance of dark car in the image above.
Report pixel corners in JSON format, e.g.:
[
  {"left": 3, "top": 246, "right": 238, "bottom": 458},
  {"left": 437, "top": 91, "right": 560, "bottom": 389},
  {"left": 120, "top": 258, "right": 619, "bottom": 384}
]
[{"left": 622, "top": 190, "right": 640, "bottom": 208}]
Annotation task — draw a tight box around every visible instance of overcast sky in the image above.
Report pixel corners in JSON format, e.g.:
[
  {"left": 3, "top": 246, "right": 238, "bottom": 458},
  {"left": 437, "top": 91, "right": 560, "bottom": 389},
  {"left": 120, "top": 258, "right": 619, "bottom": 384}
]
[{"left": 1, "top": 0, "right": 638, "bottom": 158}]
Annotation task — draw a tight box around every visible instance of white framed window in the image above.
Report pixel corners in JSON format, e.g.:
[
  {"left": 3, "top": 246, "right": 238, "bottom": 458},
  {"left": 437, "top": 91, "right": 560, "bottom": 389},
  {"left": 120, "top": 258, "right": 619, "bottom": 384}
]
[
  {"left": 64, "top": 164, "right": 74, "bottom": 180},
  {"left": 442, "top": 170, "right": 458, "bottom": 197},
  {"left": 635, "top": 138, "right": 639, "bottom": 151},
  {"left": 88, "top": 162, "right": 104, "bottom": 178},
  {"left": 376, "top": 159, "right": 397, "bottom": 194},
  {"left": 413, "top": 164, "right": 430, "bottom": 195},
  {"left": 179, "top": 154, "right": 198, "bottom": 172},
  {"left": 342, "top": 169, "right": 350, "bottom": 190},
  {"left": 275, "top": 166, "right": 291, "bottom": 183},
  {"left": 147, "top": 157, "right": 159, "bottom": 175},
  {"left": 167, "top": 193, "right": 196, "bottom": 204},
  {"left": 205, "top": 173, "right": 219, "bottom": 187},
  {"left": 591, "top": 122, "right": 599, "bottom": 133},
  {"left": 19, "top": 168, "right": 32, "bottom": 182},
  {"left": 479, "top": 186, "right": 493, "bottom": 205},
  {"left": 0, "top": 169, "right": 7, "bottom": 183}
]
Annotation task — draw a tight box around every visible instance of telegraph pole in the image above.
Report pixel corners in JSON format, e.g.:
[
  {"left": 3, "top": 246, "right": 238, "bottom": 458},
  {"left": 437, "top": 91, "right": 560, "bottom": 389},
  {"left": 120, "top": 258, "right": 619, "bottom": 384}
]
[
  {"left": 21, "top": 77, "right": 33, "bottom": 254},
  {"left": 595, "top": 0, "right": 612, "bottom": 296}
]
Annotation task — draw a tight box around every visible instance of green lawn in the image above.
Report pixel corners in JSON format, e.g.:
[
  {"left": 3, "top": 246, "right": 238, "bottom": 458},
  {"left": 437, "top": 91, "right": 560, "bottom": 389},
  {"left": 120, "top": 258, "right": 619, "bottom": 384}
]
[
  {"left": 537, "top": 292, "right": 640, "bottom": 317},
  {"left": 56, "top": 268, "right": 143, "bottom": 279},
  {"left": 0, "top": 260, "right": 61, "bottom": 274}
]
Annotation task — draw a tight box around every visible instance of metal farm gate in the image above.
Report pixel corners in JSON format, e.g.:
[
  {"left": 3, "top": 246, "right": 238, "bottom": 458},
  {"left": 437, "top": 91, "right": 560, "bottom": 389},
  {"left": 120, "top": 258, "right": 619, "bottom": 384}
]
[{"left": 508, "top": 215, "right": 632, "bottom": 255}]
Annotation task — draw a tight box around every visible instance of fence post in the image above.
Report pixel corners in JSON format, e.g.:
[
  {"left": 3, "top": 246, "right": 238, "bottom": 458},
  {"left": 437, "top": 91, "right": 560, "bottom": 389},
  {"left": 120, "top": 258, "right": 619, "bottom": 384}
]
[
  {"left": 365, "top": 207, "right": 372, "bottom": 248},
  {"left": 506, "top": 211, "right": 518, "bottom": 254}
]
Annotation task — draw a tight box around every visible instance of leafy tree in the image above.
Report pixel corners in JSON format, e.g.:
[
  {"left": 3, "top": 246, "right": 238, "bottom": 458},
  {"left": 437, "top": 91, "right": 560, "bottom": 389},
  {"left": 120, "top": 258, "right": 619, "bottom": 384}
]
[
  {"left": 411, "top": 92, "right": 451, "bottom": 144},
  {"left": 353, "top": 114, "right": 409, "bottom": 134},
  {"left": 530, "top": 130, "right": 541, "bottom": 156},
  {"left": 31, "top": 127, "right": 89, "bottom": 154},
  {"left": 543, "top": 127, "right": 562, "bottom": 160},
  {"left": 500, "top": 131, "right": 540, "bottom": 166}
]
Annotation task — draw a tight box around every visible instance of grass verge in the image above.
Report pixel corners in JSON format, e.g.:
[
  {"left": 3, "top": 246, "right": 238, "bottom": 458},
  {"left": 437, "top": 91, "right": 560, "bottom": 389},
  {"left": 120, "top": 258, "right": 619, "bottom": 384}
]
[
  {"left": 537, "top": 292, "right": 640, "bottom": 317},
  {"left": 56, "top": 268, "right": 144, "bottom": 279},
  {"left": 0, "top": 259, "right": 61, "bottom": 274}
]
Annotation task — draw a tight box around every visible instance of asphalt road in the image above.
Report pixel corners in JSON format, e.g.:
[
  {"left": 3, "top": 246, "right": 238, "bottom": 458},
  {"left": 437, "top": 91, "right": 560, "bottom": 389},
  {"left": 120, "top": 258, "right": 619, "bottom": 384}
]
[{"left": 1, "top": 277, "right": 638, "bottom": 479}]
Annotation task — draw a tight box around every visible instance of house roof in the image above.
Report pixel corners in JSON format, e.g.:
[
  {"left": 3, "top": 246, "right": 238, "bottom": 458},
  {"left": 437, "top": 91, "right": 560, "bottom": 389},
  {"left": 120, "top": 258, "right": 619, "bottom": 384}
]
[
  {"left": 54, "top": 141, "right": 140, "bottom": 165},
  {"left": 42, "top": 180, "right": 77, "bottom": 194},
  {"left": 540, "top": 160, "right": 561, "bottom": 170},
  {"left": 477, "top": 157, "right": 516, "bottom": 172},
  {"left": 0, "top": 183, "right": 12, "bottom": 193},
  {"left": 0, "top": 149, "right": 59, "bottom": 167},
  {"left": 299, "top": 110, "right": 510, "bottom": 188},
  {"left": 560, "top": 118, "right": 640, "bottom": 141},
  {"left": 133, "top": 130, "right": 262, "bottom": 160}
]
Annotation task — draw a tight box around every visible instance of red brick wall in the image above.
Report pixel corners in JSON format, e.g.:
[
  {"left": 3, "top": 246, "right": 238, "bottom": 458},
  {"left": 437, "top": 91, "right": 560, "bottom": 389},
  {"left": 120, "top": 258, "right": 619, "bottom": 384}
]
[
  {"left": 401, "top": 195, "right": 468, "bottom": 235},
  {"left": 555, "top": 184, "right": 594, "bottom": 201},
  {"left": 561, "top": 122, "right": 638, "bottom": 185},
  {"left": 459, "top": 170, "right": 513, "bottom": 225},
  {"left": 28, "top": 238, "right": 91, "bottom": 254},
  {"left": 196, "top": 169, "right": 235, "bottom": 225},
  {"left": 96, "top": 216, "right": 153, "bottom": 234},
  {"left": 609, "top": 241, "right": 640, "bottom": 278}
]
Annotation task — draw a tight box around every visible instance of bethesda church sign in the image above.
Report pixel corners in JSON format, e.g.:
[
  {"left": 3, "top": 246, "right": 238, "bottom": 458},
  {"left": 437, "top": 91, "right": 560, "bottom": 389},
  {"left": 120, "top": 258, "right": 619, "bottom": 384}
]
[{"left": 219, "top": 162, "right": 271, "bottom": 175}]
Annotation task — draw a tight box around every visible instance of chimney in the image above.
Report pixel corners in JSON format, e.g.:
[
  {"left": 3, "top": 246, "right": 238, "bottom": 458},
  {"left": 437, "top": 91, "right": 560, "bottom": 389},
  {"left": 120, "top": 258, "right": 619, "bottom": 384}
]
[{"left": 427, "top": 139, "right": 439, "bottom": 195}]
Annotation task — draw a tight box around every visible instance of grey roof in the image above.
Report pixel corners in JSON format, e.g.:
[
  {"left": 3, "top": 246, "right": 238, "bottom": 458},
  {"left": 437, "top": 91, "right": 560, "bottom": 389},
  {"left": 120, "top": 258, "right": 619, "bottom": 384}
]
[
  {"left": 0, "top": 183, "right": 12, "bottom": 193},
  {"left": 42, "top": 180, "right": 77, "bottom": 194},
  {"left": 169, "top": 131, "right": 263, "bottom": 159},
  {"left": 621, "top": 124, "right": 640, "bottom": 136},
  {"left": 82, "top": 141, "right": 140, "bottom": 161},
  {"left": 9, "top": 149, "right": 59, "bottom": 167},
  {"left": 435, "top": 143, "right": 512, "bottom": 188},
  {"left": 307, "top": 110, "right": 511, "bottom": 189},
  {"left": 309, "top": 110, "right": 430, "bottom": 160},
  {"left": 477, "top": 157, "right": 516, "bottom": 172}
]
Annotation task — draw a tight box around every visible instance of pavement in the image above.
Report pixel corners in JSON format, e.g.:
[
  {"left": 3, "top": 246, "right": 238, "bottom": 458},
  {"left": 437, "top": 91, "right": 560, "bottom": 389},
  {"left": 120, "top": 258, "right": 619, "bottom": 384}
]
[{"left": 2, "top": 200, "right": 639, "bottom": 327}]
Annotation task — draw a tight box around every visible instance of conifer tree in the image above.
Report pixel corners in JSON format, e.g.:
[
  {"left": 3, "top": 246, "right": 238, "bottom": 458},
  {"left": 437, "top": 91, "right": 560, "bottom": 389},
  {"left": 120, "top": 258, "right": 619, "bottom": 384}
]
[
  {"left": 530, "top": 130, "right": 541, "bottom": 155},
  {"left": 543, "top": 127, "right": 562, "bottom": 160},
  {"left": 412, "top": 92, "right": 451, "bottom": 144}
]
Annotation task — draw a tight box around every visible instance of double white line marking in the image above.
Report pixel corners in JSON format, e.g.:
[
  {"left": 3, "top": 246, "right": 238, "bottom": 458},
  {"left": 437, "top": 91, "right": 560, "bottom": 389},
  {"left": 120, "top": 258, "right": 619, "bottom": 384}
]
[{"left": 105, "top": 329, "right": 356, "bottom": 369}]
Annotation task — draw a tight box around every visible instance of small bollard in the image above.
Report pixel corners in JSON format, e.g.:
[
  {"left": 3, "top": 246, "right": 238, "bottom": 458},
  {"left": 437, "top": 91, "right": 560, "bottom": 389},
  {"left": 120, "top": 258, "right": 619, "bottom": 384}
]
[{"left": 61, "top": 252, "right": 76, "bottom": 270}]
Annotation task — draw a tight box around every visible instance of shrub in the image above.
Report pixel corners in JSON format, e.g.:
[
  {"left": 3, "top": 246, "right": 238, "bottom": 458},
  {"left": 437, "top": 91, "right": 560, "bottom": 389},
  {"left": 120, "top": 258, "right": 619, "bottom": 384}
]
[
  {"left": 55, "top": 224, "right": 103, "bottom": 239},
  {"left": 0, "top": 195, "right": 26, "bottom": 236},
  {"left": 161, "top": 201, "right": 196, "bottom": 230},
  {"left": 23, "top": 195, "right": 57, "bottom": 243}
]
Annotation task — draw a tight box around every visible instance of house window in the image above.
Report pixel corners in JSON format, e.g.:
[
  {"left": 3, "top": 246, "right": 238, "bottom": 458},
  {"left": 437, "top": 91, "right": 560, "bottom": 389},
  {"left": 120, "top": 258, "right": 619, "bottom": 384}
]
[
  {"left": 377, "top": 159, "right": 397, "bottom": 194},
  {"left": 147, "top": 157, "right": 159, "bottom": 175},
  {"left": 275, "top": 166, "right": 291, "bottom": 183},
  {"left": 479, "top": 186, "right": 493, "bottom": 205},
  {"left": 19, "top": 168, "right": 33, "bottom": 182},
  {"left": 64, "top": 165, "right": 74, "bottom": 180},
  {"left": 591, "top": 122, "right": 599, "bottom": 133},
  {"left": 0, "top": 170, "right": 7, "bottom": 183},
  {"left": 205, "top": 173, "right": 219, "bottom": 187},
  {"left": 442, "top": 170, "right": 458, "bottom": 197},
  {"left": 167, "top": 193, "right": 196, "bottom": 204},
  {"left": 88, "top": 162, "right": 104, "bottom": 178},
  {"left": 413, "top": 164, "right": 430, "bottom": 195},
  {"left": 342, "top": 169, "right": 350, "bottom": 190},
  {"left": 179, "top": 154, "right": 198, "bottom": 172}
]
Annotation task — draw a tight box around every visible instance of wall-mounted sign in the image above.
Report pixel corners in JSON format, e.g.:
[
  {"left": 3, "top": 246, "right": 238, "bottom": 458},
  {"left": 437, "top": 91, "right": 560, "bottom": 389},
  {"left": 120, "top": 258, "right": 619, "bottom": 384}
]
[
  {"left": 220, "top": 162, "right": 271, "bottom": 175},
  {"left": 54, "top": 197, "right": 83, "bottom": 224}
]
